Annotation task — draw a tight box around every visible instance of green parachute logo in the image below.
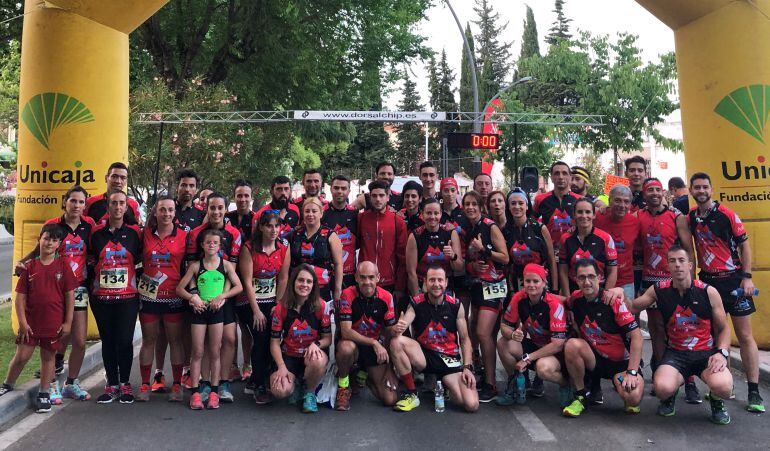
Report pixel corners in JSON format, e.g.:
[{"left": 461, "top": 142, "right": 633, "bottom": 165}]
[
  {"left": 714, "top": 85, "right": 770, "bottom": 144},
  {"left": 21, "top": 92, "right": 95, "bottom": 150}
]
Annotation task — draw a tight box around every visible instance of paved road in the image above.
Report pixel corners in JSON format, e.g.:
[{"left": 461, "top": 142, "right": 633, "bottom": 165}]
[
  {"left": 2, "top": 339, "right": 767, "bottom": 451},
  {"left": 0, "top": 243, "right": 12, "bottom": 296}
]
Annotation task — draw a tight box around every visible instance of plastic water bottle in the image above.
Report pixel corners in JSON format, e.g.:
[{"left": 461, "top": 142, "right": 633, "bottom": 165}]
[
  {"left": 730, "top": 287, "right": 759, "bottom": 297},
  {"left": 434, "top": 381, "right": 445, "bottom": 413},
  {"left": 515, "top": 373, "right": 527, "bottom": 404}
]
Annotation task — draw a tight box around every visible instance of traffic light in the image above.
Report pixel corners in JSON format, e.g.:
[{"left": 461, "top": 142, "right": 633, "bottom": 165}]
[{"left": 520, "top": 166, "right": 539, "bottom": 193}]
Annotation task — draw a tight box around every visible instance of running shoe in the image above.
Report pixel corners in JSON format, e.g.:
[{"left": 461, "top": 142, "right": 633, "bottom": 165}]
[
  {"left": 207, "top": 391, "right": 220, "bottom": 409},
  {"left": 62, "top": 379, "right": 91, "bottom": 401},
  {"left": 254, "top": 386, "right": 272, "bottom": 405},
  {"left": 586, "top": 387, "right": 604, "bottom": 405},
  {"left": 478, "top": 382, "right": 497, "bottom": 403},
  {"left": 244, "top": 381, "right": 256, "bottom": 395},
  {"left": 558, "top": 386, "right": 574, "bottom": 408},
  {"left": 288, "top": 380, "right": 303, "bottom": 405},
  {"left": 302, "top": 391, "right": 318, "bottom": 413},
  {"left": 495, "top": 375, "right": 517, "bottom": 406},
  {"left": 624, "top": 404, "right": 641, "bottom": 414},
  {"left": 0, "top": 383, "right": 12, "bottom": 397},
  {"left": 218, "top": 381, "right": 234, "bottom": 403},
  {"left": 199, "top": 383, "right": 211, "bottom": 403},
  {"left": 335, "top": 386, "right": 352, "bottom": 411},
  {"left": 49, "top": 380, "right": 63, "bottom": 405},
  {"left": 151, "top": 371, "right": 167, "bottom": 393},
  {"left": 709, "top": 395, "right": 731, "bottom": 425},
  {"left": 657, "top": 394, "right": 677, "bottom": 417},
  {"left": 136, "top": 383, "right": 151, "bottom": 402},
  {"left": 229, "top": 365, "right": 241, "bottom": 382},
  {"left": 119, "top": 384, "right": 135, "bottom": 404},
  {"left": 168, "top": 383, "right": 183, "bottom": 402},
  {"left": 528, "top": 376, "right": 545, "bottom": 398},
  {"left": 97, "top": 385, "right": 120, "bottom": 404},
  {"left": 747, "top": 391, "right": 765, "bottom": 413},
  {"left": 393, "top": 392, "right": 420, "bottom": 412},
  {"left": 240, "top": 365, "right": 252, "bottom": 382},
  {"left": 35, "top": 393, "right": 52, "bottom": 413},
  {"left": 563, "top": 396, "right": 586, "bottom": 417},
  {"left": 684, "top": 381, "right": 702, "bottom": 404},
  {"left": 189, "top": 392, "right": 203, "bottom": 410},
  {"left": 180, "top": 367, "right": 192, "bottom": 389}
]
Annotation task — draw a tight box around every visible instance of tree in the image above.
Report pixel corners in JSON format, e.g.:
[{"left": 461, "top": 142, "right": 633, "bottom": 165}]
[
  {"left": 428, "top": 50, "right": 459, "bottom": 163},
  {"left": 546, "top": 0, "right": 572, "bottom": 46},
  {"left": 519, "top": 5, "right": 540, "bottom": 63},
  {"left": 0, "top": 39, "right": 19, "bottom": 132},
  {"left": 473, "top": 0, "right": 511, "bottom": 102},
  {"left": 459, "top": 22, "right": 477, "bottom": 132},
  {"left": 394, "top": 75, "right": 424, "bottom": 174}
]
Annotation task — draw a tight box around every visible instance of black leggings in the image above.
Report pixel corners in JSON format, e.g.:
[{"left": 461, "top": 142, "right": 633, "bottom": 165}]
[
  {"left": 91, "top": 298, "right": 140, "bottom": 386},
  {"left": 241, "top": 301, "right": 275, "bottom": 387}
]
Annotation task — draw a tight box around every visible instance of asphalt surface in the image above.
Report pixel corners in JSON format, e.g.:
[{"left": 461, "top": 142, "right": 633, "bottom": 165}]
[
  {"left": 0, "top": 243, "right": 12, "bottom": 296},
  {"left": 3, "top": 340, "right": 768, "bottom": 451}
]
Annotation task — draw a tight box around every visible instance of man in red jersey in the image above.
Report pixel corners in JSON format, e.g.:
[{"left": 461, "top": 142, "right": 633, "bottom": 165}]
[
  {"left": 84, "top": 162, "right": 141, "bottom": 225},
  {"left": 533, "top": 161, "right": 582, "bottom": 259},
  {"left": 255, "top": 175, "right": 301, "bottom": 241}
]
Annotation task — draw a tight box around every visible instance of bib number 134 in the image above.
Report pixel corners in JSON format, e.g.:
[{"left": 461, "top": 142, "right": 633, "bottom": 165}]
[{"left": 100, "top": 268, "right": 128, "bottom": 289}]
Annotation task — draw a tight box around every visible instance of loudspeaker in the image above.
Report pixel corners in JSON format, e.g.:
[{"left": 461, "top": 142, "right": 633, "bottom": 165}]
[{"left": 520, "top": 166, "right": 539, "bottom": 193}]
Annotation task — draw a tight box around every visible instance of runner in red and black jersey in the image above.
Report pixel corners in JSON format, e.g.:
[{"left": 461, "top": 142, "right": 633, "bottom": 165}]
[
  {"left": 173, "top": 169, "right": 206, "bottom": 233},
  {"left": 595, "top": 184, "right": 641, "bottom": 300},
  {"left": 503, "top": 188, "right": 557, "bottom": 292},
  {"left": 185, "top": 192, "right": 242, "bottom": 401},
  {"left": 239, "top": 211, "right": 291, "bottom": 404},
  {"left": 636, "top": 177, "right": 695, "bottom": 392},
  {"left": 290, "top": 196, "right": 344, "bottom": 303},
  {"left": 562, "top": 260, "right": 644, "bottom": 417},
  {"left": 418, "top": 161, "right": 440, "bottom": 209},
  {"left": 322, "top": 175, "right": 358, "bottom": 288},
  {"left": 88, "top": 191, "right": 142, "bottom": 404},
  {"left": 439, "top": 177, "right": 470, "bottom": 309},
  {"left": 625, "top": 155, "right": 648, "bottom": 213},
  {"left": 627, "top": 245, "right": 734, "bottom": 424},
  {"left": 255, "top": 175, "right": 301, "bottom": 241},
  {"left": 462, "top": 190, "right": 509, "bottom": 401},
  {"left": 225, "top": 179, "right": 257, "bottom": 241},
  {"left": 15, "top": 186, "right": 95, "bottom": 401},
  {"left": 686, "top": 172, "right": 763, "bottom": 412},
  {"left": 533, "top": 161, "right": 583, "bottom": 258},
  {"left": 389, "top": 265, "right": 478, "bottom": 412},
  {"left": 405, "top": 199, "right": 464, "bottom": 296},
  {"left": 269, "top": 264, "right": 332, "bottom": 413},
  {"left": 291, "top": 168, "right": 328, "bottom": 219},
  {"left": 559, "top": 198, "right": 618, "bottom": 296},
  {"left": 474, "top": 173, "right": 493, "bottom": 213},
  {"left": 84, "top": 162, "right": 141, "bottom": 226},
  {"left": 497, "top": 264, "right": 570, "bottom": 406},
  {"left": 334, "top": 262, "right": 399, "bottom": 410},
  {"left": 352, "top": 162, "right": 403, "bottom": 212},
  {"left": 136, "top": 196, "right": 187, "bottom": 402},
  {"left": 397, "top": 180, "right": 425, "bottom": 233}
]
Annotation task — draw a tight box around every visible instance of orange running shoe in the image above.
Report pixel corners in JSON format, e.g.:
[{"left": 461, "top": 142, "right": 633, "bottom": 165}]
[
  {"left": 168, "top": 383, "right": 183, "bottom": 402},
  {"left": 181, "top": 368, "right": 192, "bottom": 389},
  {"left": 207, "top": 391, "right": 220, "bottom": 409},
  {"left": 189, "top": 392, "right": 203, "bottom": 410},
  {"left": 136, "top": 383, "right": 151, "bottom": 402},
  {"left": 151, "top": 371, "right": 167, "bottom": 393}
]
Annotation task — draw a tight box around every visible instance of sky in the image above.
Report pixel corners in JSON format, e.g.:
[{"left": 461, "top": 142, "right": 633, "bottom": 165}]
[{"left": 382, "top": 0, "right": 676, "bottom": 109}]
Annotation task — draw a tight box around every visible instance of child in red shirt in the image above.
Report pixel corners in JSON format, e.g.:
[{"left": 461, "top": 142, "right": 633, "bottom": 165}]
[{"left": 0, "top": 224, "right": 76, "bottom": 413}]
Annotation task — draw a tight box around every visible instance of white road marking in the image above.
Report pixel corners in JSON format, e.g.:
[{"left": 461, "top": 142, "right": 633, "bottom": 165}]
[{"left": 513, "top": 406, "right": 557, "bottom": 442}]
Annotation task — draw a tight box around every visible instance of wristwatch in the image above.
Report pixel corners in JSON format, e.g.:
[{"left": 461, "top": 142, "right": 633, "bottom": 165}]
[
  {"left": 719, "top": 348, "right": 730, "bottom": 359},
  {"left": 626, "top": 369, "right": 638, "bottom": 377},
  {"left": 742, "top": 272, "right": 752, "bottom": 279},
  {"left": 463, "top": 363, "right": 474, "bottom": 372},
  {"left": 522, "top": 353, "right": 531, "bottom": 363}
]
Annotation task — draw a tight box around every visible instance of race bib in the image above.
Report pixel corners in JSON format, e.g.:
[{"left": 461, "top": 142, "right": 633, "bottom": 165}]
[
  {"left": 440, "top": 354, "right": 463, "bottom": 368},
  {"left": 253, "top": 277, "right": 276, "bottom": 300},
  {"left": 100, "top": 268, "right": 128, "bottom": 289},
  {"left": 482, "top": 279, "right": 507, "bottom": 300},
  {"left": 138, "top": 274, "right": 160, "bottom": 300},
  {"left": 74, "top": 286, "right": 89, "bottom": 308}
]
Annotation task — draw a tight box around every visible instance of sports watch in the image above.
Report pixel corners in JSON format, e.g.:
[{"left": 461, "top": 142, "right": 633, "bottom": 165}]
[
  {"left": 626, "top": 369, "right": 638, "bottom": 377},
  {"left": 719, "top": 348, "right": 729, "bottom": 359}
]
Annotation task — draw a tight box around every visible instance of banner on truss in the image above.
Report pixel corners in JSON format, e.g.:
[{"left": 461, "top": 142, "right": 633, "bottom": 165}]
[{"left": 293, "top": 110, "right": 447, "bottom": 122}]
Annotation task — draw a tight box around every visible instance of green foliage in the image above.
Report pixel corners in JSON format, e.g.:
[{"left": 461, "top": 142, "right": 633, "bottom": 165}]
[
  {"left": 459, "top": 22, "right": 477, "bottom": 133},
  {"left": 546, "top": 0, "right": 572, "bottom": 46},
  {"left": 0, "top": 192, "right": 13, "bottom": 233},
  {"left": 473, "top": 0, "right": 511, "bottom": 103},
  {"left": 0, "top": 38, "right": 19, "bottom": 132},
  {"left": 428, "top": 50, "right": 459, "bottom": 162},
  {"left": 576, "top": 151, "right": 610, "bottom": 197},
  {"left": 519, "top": 6, "right": 541, "bottom": 63},
  {"left": 393, "top": 75, "right": 424, "bottom": 174}
]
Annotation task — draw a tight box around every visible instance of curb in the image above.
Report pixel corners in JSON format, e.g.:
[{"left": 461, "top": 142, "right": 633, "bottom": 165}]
[
  {"left": 640, "top": 316, "right": 770, "bottom": 384},
  {"left": 0, "top": 323, "right": 142, "bottom": 428}
]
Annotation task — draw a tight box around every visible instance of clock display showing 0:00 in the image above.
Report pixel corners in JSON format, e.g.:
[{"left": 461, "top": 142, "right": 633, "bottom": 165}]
[{"left": 447, "top": 132, "right": 500, "bottom": 150}]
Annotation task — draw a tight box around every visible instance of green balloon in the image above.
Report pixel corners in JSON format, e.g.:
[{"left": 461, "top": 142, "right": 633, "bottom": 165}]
[{"left": 197, "top": 269, "right": 225, "bottom": 302}]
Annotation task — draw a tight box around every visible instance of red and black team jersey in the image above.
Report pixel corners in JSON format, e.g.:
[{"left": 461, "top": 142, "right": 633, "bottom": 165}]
[
  {"left": 141, "top": 226, "right": 187, "bottom": 302},
  {"left": 398, "top": 209, "right": 424, "bottom": 233},
  {"left": 337, "top": 286, "right": 396, "bottom": 339},
  {"left": 255, "top": 202, "right": 301, "bottom": 241},
  {"left": 410, "top": 293, "right": 461, "bottom": 357},
  {"left": 44, "top": 215, "right": 96, "bottom": 283},
  {"left": 413, "top": 225, "right": 454, "bottom": 283},
  {"left": 247, "top": 240, "right": 288, "bottom": 304},
  {"left": 631, "top": 190, "right": 646, "bottom": 213},
  {"left": 225, "top": 210, "right": 257, "bottom": 242},
  {"left": 322, "top": 204, "right": 358, "bottom": 276},
  {"left": 567, "top": 290, "right": 638, "bottom": 361},
  {"left": 464, "top": 217, "right": 506, "bottom": 282},
  {"left": 503, "top": 291, "right": 567, "bottom": 348},
  {"left": 440, "top": 206, "right": 466, "bottom": 233},
  {"left": 533, "top": 190, "right": 582, "bottom": 256},
  {"left": 271, "top": 300, "right": 331, "bottom": 358},
  {"left": 292, "top": 194, "right": 329, "bottom": 221},
  {"left": 502, "top": 219, "right": 548, "bottom": 281},
  {"left": 89, "top": 222, "right": 142, "bottom": 300},
  {"left": 289, "top": 226, "right": 335, "bottom": 287},
  {"left": 654, "top": 280, "right": 714, "bottom": 351},
  {"left": 687, "top": 202, "right": 748, "bottom": 275},
  {"left": 16, "top": 257, "right": 78, "bottom": 337},
  {"left": 174, "top": 203, "right": 205, "bottom": 233},
  {"left": 186, "top": 222, "right": 242, "bottom": 263},
  {"left": 559, "top": 227, "right": 618, "bottom": 285},
  {"left": 84, "top": 193, "right": 141, "bottom": 225},
  {"left": 637, "top": 207, "right": 681, "bottom": 281},
  {"left": 594, "top": 212, "right": 640, "bottom": 286}
]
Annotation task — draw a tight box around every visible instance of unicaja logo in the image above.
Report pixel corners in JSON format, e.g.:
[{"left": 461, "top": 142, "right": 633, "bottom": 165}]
[
  {"left": 714, "top": 85, "right": 770, "bottom": 144},
  {"left": 721, "top": 155, "right": 769, "bottom": 180},
  {"left": 21, "top": 92, "right": 94, "bottom": 150}
]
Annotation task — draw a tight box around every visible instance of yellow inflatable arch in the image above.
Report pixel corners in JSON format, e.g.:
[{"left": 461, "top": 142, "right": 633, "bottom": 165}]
[{"left": 637, "top": 0, "right": 770, "bottom": 346}]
